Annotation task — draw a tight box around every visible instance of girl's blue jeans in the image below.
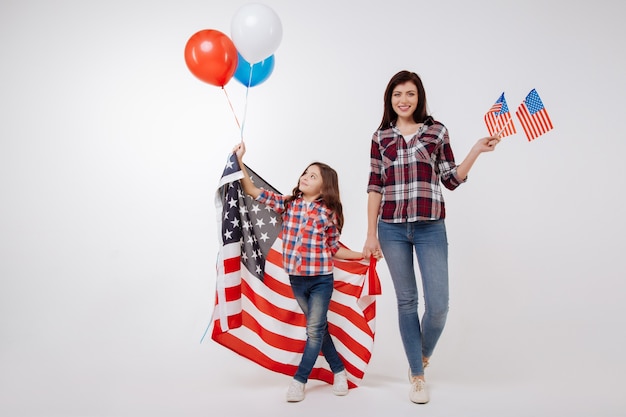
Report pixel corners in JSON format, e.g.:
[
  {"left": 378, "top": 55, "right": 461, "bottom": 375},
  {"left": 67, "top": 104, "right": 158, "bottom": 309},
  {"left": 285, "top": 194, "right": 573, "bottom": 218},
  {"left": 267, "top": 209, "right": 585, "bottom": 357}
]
[
  {"left": 289, "top": 273, "right": 345, "bottom": 384},
  {"left": 378, "top": 219, "right": 449, "bottom": 377}
]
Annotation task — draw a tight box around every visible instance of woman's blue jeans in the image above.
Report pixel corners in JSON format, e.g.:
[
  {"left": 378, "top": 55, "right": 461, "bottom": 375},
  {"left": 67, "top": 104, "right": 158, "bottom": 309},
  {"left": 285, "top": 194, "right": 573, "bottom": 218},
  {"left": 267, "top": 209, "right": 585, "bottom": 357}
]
[
  {"left": 289, "top": 273, "right": 345, "bottom": 384},
  {"left": 378, "top": 219, "right": 449, "bottom": 377}
]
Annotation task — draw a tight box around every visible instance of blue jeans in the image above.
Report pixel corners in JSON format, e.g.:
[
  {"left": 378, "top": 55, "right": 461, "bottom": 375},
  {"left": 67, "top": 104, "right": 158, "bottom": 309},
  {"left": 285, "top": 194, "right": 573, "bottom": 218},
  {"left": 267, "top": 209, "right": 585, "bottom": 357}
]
[
  {"left": 378, "top": 220, "right": 449, "bottom": 377},
  {"left": 289, "top": 273, "right": 345, "bottom": 384}
]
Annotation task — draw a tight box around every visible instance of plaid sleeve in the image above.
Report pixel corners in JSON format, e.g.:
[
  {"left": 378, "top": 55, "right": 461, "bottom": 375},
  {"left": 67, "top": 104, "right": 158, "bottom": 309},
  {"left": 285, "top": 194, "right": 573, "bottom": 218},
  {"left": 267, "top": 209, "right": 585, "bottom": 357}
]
[
  {"left": 256, "top": 189, "right": 286, "bottom": 213},
  {"left": 436, "top": 125, "right": 466, "bottom": 190},
  {"left": 326, "top": 212, "right": 341, "bottom": 256},
  {"left": 367, "top": 132, "right": 384, "bottom": 194}
]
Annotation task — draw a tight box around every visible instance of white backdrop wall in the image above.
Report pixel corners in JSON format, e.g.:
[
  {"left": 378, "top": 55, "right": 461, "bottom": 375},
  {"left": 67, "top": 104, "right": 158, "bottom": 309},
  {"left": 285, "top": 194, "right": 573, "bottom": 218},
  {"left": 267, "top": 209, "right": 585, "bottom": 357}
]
[{"left": 1, "top": 0, "right": 625, "bottom": 416}]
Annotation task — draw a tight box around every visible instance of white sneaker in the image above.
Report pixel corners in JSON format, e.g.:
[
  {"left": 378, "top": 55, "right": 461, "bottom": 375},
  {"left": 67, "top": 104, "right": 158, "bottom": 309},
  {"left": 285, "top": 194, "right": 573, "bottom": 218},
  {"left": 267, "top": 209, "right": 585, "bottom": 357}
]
[
  {"left": 409, "top": 377, "right": 429, "bottom": 404},
  {"left": 332, "top": 370, "right": 349, "bottom": 396},
  {"left": 286, "top": 380, "right": 305, "bottom": 402}
]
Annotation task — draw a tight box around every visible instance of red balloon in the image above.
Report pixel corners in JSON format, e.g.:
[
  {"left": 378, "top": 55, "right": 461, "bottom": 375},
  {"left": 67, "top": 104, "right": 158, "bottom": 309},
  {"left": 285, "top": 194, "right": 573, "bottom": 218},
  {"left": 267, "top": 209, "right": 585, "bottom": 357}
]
[{"left": 184, "top": 29, "right": 238, "bottom": 87}]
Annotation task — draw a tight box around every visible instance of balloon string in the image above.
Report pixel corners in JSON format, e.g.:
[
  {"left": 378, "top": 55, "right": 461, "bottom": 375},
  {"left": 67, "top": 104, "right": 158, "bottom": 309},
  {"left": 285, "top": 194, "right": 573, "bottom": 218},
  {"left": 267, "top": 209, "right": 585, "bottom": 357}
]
[
  {"left": 222, "top": 87, "right": 242, "bottom": 139},
  {"left": 240, "top": 64, "right": 254, "bottom": 141}
]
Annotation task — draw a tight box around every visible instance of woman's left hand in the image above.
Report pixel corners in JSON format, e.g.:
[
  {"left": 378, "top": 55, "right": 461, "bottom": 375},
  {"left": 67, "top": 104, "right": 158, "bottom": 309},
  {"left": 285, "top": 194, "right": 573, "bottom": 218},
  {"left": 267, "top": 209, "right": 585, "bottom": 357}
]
[{"left": 474, "top": 135, "right": 500, "bottom": 153}]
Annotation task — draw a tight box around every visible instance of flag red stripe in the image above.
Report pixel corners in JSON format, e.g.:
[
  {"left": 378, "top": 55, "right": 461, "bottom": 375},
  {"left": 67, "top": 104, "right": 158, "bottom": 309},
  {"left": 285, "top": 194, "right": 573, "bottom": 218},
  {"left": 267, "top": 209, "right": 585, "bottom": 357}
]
[
  {"left": 522, "top": 105, "right": 539, "bottom": 139},
  {"left": 328, "top": 318, "right": 372, "bottom": 363},
  {"left": 517, "top": 105, "right": 539, "bottom": 141},
  {"left": 262, "top": 249, "right": 297, "bottom": 299},
  {"left": 484, "top": 113, "right": 497, "bottom": 135},
  {"left": 212, "top": 313, "right": 242, "bottom": 336},
  {"left": 240, "top": 309, "right": 305, "bottom": 352},
  {"left": 484, "top": 111, "right": 515, "bottom": 138},
  {"left": 224, "top": 256, "right": 240, "bottom": 273},
  {"left": 330, "top": 300, "right": 375, "bottom": 340},
  {"left": 223, "top": 283, "right": 242, "bottom": 302},
  {"left": 238, "top": 269, "right": 375, "bottom": 360},
  {"left": 368, "top": 259, "right": 382, "bottom": 295},
  {"left": 533, "top": 108, "right": 549, "bottom": 131},
  {"left": 362, "top": 302, "right": 376, "bottom": 322},
  {"left": 516, "top": 105, "right": 533, "bottom": 140},
  {"left": 265, "top": 246, "right": 283, "bottom": 267},
  {"left": 241, "top": 277, "right": 307, "bottom": 326},
  {"left": 340, "top": 356, "right": 364, "bottom": 382},
  {"left": 261, "top": 272, "right": 293, "bottom": 299},
  {"left": 335, "top": 259, "right": 369, "bottom": 275},
  {"left": 211, "top": 329, "right": 297, "bottom": 375},
  {"left": 211, "top": 305, "right": 366, "bottom": 387},
  {"left": 334, "top": 280, "right": 365, "bottom": 298},
  {"left": 515, "top": 103, "right": 553, "bottom": 141}
]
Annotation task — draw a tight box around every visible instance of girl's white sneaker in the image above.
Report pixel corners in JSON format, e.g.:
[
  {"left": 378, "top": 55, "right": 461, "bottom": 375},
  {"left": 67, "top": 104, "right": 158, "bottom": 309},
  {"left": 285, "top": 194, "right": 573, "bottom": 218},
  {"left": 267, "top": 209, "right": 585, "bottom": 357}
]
[
  {"left": 286, "top": 379, "right": 305, "bottom": 402},
  {"left": 332, "top": 370, "right": 349, "bottom": 396}
]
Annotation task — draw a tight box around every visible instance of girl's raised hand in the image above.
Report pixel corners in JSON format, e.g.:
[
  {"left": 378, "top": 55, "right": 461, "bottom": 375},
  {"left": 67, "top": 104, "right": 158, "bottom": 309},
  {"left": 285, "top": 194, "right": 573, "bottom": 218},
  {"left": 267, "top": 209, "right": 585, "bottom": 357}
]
[{"left": 233, "top": 141, "right": 246, "bottom": 159}]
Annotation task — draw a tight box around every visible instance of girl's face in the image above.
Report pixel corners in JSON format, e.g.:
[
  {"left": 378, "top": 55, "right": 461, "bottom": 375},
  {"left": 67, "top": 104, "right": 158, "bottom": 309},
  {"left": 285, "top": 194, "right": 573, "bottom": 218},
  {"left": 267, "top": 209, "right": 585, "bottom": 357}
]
[
  {"left": 391, "top": 81, "right": 418, "bottom": 120},
  {"left": 298, "top": 165, "right": 323, "bottom": 200}
]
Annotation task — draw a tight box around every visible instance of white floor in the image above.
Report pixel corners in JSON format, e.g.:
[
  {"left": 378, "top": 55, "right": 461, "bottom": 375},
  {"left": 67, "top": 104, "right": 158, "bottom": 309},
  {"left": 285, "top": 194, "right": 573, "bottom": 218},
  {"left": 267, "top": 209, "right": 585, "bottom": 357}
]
[
  {"left": 199, "top": 342, "right": 623, "bottom": 417},
  {"left": 2, "top": 325, "right": 623, "bottom": 417}
]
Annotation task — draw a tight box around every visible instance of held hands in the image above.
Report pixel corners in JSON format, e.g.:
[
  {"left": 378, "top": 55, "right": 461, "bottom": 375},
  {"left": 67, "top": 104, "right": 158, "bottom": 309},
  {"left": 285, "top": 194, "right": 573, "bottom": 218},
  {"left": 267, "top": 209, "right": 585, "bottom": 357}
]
[
  {"left": 356, "top": 250, "right": 383, "bottom": 261},
  {"left": 335, "top": 246, "right": 383, "bottom": 261},
  {"left": 357, "top": 250, "right": 383, "bottom": 261},
  {"left": 363, "top": 236, "right": 383, "bottom": 260}
]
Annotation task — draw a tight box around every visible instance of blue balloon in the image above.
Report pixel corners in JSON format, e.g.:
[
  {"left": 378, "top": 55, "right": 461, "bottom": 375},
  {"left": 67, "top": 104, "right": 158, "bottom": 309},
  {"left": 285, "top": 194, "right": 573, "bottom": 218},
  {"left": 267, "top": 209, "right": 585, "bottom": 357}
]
[{"left": 233, "top": 52, "right": 275, "bottom": 87}]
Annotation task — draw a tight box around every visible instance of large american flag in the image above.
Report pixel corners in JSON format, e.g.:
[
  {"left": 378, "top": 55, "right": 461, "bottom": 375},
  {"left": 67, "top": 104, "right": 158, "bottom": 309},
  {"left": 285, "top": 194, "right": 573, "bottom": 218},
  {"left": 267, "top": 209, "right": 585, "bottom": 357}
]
[
  {"left": 515, "top": 89, "right": 553, "bottom": 141},
  {"left": 484, "top": 92, "right": 517, "bottom": 138},
  {"left": 206, "top": 153, "right": 381, "bottom": 388}
]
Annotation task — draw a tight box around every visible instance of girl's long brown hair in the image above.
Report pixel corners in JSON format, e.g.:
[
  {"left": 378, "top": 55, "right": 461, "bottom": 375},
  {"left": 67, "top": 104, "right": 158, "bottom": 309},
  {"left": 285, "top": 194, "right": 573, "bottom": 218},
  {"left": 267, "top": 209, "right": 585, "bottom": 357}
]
[{"left": 286, "top": 162, "right": 344, "bottom": 232}]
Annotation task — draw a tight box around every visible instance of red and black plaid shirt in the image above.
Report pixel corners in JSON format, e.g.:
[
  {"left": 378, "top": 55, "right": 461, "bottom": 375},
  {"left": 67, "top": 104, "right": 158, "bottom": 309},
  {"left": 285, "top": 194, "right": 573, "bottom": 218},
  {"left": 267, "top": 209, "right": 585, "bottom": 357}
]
[{"left": 367, "top": 120, "right": 465, "bottom": 222}]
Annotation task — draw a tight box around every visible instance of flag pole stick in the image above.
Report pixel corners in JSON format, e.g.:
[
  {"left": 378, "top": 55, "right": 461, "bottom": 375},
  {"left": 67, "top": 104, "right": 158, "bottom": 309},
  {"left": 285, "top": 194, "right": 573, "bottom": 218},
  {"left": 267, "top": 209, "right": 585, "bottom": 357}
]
[{"left": 495, "top": 116, "right": 513, "bottom": 137}]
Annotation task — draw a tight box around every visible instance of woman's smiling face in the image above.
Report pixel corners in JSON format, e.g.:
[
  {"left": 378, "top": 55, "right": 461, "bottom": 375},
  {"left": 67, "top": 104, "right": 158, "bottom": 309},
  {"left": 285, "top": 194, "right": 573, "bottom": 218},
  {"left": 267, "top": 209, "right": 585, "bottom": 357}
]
[{"left": 391, "top": 81, "right": 418, "bottom": 119}]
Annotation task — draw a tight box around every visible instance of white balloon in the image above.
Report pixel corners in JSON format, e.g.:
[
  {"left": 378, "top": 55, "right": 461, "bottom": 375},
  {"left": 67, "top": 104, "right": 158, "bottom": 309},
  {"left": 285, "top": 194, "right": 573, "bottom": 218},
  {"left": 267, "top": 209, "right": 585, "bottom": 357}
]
[{"left": 231, "top": 3, "right": 283, "bottom": 64}]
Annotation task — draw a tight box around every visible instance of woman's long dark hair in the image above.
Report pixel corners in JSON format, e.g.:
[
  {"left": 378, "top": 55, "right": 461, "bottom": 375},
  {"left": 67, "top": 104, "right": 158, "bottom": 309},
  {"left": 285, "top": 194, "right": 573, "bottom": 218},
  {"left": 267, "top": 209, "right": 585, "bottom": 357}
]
[
  {"left": 378, "top": 70, "right": 430, "bottom": 130},
  {"left": 286, "top": 162, "right": 344, "bottom": 232}
]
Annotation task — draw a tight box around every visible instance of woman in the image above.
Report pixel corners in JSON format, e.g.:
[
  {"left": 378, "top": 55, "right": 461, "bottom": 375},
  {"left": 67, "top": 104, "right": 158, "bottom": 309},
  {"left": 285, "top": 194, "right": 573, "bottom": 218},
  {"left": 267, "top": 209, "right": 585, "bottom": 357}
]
[{"left": 362, "top": 70, "right": 500, "bottom": 404}]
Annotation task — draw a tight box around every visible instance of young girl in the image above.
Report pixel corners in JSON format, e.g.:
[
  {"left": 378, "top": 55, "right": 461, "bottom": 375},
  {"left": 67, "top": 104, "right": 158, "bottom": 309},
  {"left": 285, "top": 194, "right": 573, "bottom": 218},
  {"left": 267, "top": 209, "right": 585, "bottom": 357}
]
[{"left": 233, "top": 141, "right": 369, "bottom": 402}]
